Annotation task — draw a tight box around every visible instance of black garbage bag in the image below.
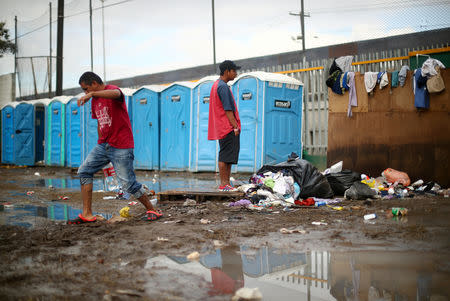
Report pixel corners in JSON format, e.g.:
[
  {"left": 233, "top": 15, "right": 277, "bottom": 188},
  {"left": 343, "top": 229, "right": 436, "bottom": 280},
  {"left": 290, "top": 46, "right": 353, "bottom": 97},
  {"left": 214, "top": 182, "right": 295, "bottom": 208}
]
[
  {"left": 344, "top": 181, "right": 377, "bottom": 200},
  {"left": 325, "top": 169, "right": 361, "bottom": 196},
  {"left": 256, "top": 158, "right": 334, "bottom": 199}
]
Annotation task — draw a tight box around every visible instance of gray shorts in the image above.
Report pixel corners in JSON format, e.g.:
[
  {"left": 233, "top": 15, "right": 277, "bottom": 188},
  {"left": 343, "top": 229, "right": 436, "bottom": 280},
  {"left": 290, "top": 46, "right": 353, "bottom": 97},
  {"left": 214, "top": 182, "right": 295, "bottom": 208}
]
[{"left": 219, "top": 130, "right": 240, "bottom": 164}]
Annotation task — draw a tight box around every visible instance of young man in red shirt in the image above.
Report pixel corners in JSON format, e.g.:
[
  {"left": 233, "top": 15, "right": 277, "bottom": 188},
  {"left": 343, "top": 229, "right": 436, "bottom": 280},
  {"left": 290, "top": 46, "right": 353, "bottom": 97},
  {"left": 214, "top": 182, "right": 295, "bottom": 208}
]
[
  {"left": 208, "top": 60, "right": 241, "bottom": 191},
  {"left": 69, "top": 72, "right": 161, "bottom": 224}
]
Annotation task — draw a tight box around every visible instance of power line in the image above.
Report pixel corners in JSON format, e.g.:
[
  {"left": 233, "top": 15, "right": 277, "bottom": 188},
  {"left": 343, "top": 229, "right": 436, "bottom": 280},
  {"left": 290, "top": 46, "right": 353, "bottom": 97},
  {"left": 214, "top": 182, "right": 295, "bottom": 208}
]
[{"left": 12, "top": 0, "right": 134, "bottom": 41}]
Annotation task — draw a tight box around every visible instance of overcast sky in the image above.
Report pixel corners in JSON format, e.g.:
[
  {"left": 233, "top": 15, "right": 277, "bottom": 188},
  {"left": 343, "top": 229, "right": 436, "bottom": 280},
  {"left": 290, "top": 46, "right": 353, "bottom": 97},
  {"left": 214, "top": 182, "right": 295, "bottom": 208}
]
[{"left": 0, "top": 0, "right": 449, "bottom": 94}]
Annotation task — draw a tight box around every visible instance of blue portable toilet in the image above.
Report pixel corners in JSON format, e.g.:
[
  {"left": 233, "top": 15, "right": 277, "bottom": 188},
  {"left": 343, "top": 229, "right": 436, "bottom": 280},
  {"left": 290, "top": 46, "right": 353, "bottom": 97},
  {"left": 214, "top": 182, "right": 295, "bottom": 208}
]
[
  {"left": 1, "top": 102, "right": 18, "bottom": 164},
  {"left": 230, "top": 72, "right": 303, "bottom": 172},
  {"left": 45, "top": 96, "right": 72, "bottom": 166},
  {"left": 65, "top": 94, "right": 84, "bottom": 168},
  {"left": 82, "top": 97, "right": 98, "bottom": 162},
  {"left": 160, "top": 81, "right": 195, "bottom": 171},
  {"left": 132, "top": 85, "right": 164, "bottom": 170},
  {"left": 190, "top": 75, "right": 219, "bottom": 172},
  {"left": 12, "top": 99, "right": 49, "bottom": 166},
  {"left": 122, "top": 88, "right": 136, "bottom": 129}
]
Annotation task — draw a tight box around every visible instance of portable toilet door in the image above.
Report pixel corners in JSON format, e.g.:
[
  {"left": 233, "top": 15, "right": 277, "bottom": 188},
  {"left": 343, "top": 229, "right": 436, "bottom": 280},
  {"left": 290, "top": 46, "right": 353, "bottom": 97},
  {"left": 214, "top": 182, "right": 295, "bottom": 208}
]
[
  {"left": 65, "top": 96, "right": 83, "bottom": 167},
  {"left": 31, "top": 99, "right": 48, "bottom": 164},
  {"left": 231, "top": 72, "right": 303, "bottom": 172},
  {"left": 160, "top": 81, "right": 195, "bottom": 171},
  {"left": 231, "top": 73, "right": 261, "bottom": 172},
  {"left": 82, "top": 98, "right": 98, "bottom": 162},
  {"left": 1, "top": 103, "right": 16, "bottom": 164},
  {"left": 13, "top": 101, "right": 35, "bottom": 166},
  {"left": 132, "top": 85, "right": 163, "bottom": 170},
  {"left": 45, "top": 96, "right": 71, "bottom": 166},
  {"left": 261, "top": 73, "right": 303, "bottom": 165},
  {"left": 190, "top": 76, "right": 219, "bottom": 172}
]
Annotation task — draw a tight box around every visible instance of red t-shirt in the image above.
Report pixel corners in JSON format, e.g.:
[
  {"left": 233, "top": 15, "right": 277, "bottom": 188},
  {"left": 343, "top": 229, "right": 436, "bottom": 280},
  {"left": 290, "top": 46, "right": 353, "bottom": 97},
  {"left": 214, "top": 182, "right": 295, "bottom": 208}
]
[
  {"left": 208, "top": 80, "right": 241, "bottom": 140},
  {"left": 91, "top": 85, "right": 134, "bottom": 148}
]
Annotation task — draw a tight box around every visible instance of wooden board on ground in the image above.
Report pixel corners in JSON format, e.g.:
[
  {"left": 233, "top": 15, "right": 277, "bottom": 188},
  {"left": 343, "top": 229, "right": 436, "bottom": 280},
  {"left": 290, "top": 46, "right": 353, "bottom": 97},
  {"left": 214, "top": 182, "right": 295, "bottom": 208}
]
[{"left": 157, "top": 190, "right": 244, "bottom": 202}]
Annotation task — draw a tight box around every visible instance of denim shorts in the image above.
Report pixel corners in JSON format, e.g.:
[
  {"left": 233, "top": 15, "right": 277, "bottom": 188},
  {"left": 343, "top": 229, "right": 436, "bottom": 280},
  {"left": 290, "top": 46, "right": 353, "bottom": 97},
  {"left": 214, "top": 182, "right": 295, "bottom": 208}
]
[{"left": 78, "top": 143, "right": 145, "bottom": 198}]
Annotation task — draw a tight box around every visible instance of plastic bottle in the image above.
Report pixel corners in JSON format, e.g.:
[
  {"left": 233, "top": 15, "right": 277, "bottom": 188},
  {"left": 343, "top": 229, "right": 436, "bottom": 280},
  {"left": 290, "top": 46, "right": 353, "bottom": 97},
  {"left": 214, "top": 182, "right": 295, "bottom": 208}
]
[
  {"left": 364, "top": 213, "right": 377, "bottom": 220},
  {"left": 102, "top": 162, "right": 119, "bottom": 191},
  {"left": 315, "top": 200, "right": 327, "bottom": 207}
]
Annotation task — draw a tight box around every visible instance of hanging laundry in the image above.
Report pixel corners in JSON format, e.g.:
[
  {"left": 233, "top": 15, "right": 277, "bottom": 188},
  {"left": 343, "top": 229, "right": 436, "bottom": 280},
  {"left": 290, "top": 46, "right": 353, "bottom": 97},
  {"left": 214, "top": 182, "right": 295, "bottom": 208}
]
[
  {"left": 377, "top": 71, "right": 389, "bottom": 89},
  {"left": 326, "top": 70, "right": 344, "bottom": 95},
  {"left": 413, "top": 68, "right": 430, "bottom": 109},
  {"left": 346, "top": 72, "right": 357, "bottom": 117},
  {"left": 364, "top": 72, "right": 378, "bottom": 93},
  {"left": 398, "top": 65, "right": 410, "bottom": 87},
  {"left": 335, "top": 55, "right": 354, "bottom": 72},
  {"left": 421, "top": 58, "right": 445, "bottom": 78},
  {"left": 391, "top": 71, "right": 399, "bottom": 88}
]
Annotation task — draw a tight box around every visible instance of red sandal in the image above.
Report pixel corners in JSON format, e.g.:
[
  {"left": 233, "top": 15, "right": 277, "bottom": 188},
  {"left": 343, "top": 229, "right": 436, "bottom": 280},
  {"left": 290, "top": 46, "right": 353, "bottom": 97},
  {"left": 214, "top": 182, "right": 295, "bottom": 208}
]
[
  {"left": 142, "top": 209, "right": 163, "bottom": 221},
  {"left": 67, "top": 214, "right": 97, "bottom": 224}
]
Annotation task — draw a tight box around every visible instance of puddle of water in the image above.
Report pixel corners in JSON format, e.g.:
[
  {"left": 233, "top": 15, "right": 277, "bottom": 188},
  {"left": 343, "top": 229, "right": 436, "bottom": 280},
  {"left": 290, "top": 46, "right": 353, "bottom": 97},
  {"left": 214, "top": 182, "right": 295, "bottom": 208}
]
[
  {"left": 0, "top": 203, "right": 112, "bottom": 228},
  {"left": 144, "top": 246, "right": 450, "bottom": 300},
  {"left": 7, "top": 173, "right": 221, "bottom": 193}
]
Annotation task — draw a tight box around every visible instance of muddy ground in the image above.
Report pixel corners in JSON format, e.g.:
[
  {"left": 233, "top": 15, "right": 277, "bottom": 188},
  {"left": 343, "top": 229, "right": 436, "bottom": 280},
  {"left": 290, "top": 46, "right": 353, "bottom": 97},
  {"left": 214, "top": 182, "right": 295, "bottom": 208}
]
[{"left": 0, "top": 166, "right": 449, "bottom": 300}]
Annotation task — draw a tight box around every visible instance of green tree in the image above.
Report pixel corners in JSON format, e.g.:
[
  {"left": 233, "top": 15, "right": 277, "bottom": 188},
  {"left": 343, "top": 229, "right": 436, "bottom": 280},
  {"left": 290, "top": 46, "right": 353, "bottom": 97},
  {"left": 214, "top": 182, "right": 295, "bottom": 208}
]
[{"left": 0, "top": 22, "right": 16, "bottom": 57}]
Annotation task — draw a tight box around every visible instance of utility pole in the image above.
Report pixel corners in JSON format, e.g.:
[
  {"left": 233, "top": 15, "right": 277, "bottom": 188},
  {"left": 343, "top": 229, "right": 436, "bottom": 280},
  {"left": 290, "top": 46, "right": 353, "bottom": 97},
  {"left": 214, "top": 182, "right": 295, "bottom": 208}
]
[
  {"left": 211, "top": 0, "right": 216, "bottom": 73},
  {"left": 289, "top": 0, "right": 310, "bottom": 51},
  {"left": 56, "top": 0, "right": 64, "bottom": 96},
  {"left": 49, "top": 2, "right": 52, "bottom": 97},
  {"left": 89, "top": 0, "right": 93, "bottom": 71},
  {"left": 15, "top": 16, "right": 21, "bottom": 99},
  {"left": 101, "top": 0, "right": 106, "bottom": 82}
]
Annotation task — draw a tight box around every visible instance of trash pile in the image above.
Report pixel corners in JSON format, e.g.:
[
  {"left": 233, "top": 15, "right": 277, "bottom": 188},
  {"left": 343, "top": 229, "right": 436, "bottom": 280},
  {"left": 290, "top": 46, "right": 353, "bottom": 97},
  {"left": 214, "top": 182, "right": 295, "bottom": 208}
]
[{"left": 230, "top": 153, "right": 448, "bottom": 212}]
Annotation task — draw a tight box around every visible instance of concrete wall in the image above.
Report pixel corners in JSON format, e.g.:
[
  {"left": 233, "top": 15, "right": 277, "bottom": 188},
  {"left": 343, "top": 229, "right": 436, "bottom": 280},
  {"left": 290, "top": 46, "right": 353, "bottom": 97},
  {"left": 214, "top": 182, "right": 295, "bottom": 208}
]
[{"left": 327, "top": 69, "right": 450, "bottom": 187}]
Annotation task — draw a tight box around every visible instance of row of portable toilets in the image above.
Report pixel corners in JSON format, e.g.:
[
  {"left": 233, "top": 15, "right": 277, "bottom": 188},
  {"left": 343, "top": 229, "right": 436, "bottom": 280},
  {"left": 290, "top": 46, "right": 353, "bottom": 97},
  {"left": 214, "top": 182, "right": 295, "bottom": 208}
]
[{"left": 1, "top": 72, "right": 303, "bottom": 173}]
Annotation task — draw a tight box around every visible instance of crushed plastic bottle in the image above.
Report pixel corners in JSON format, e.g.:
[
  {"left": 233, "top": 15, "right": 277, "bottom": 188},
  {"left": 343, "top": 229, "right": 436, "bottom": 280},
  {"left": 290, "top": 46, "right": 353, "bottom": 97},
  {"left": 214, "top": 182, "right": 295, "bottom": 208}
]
[{"left": 102, "top": 162, "right": 119, "bottom": 192}]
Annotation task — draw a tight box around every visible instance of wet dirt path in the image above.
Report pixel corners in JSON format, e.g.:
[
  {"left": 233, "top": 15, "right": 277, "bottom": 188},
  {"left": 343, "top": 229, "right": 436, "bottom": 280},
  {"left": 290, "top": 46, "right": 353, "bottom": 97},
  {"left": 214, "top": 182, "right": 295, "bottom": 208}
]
[{"left": 0, "top": 166, "right": 449, "bottom": 300}]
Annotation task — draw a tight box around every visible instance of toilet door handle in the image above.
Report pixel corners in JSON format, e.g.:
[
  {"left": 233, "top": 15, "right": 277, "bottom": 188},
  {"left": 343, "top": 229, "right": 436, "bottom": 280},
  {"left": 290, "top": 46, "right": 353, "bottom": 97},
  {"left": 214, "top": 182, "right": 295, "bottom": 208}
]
[
  {"left": 149, "top": 122, "right": 152, "bottom": 127},
  {"left": 181, "top": 121, "right": 185, "bottom": 126},
  {"left": 15, "top": 129, "right": 22, "bottom": 134}
]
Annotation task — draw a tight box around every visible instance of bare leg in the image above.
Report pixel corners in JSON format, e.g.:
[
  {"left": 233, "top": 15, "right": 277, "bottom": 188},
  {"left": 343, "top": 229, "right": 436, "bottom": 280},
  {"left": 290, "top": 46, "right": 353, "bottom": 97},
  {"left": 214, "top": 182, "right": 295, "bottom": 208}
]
[
  {"left": 81, "top": 183, "right": 95, "bottom": 219},
  {"left": 137, "top": 193, "right": 155, "bottom": 212},
  {"left": 219, "top": 161, "right": 232, "bottom": 186}
]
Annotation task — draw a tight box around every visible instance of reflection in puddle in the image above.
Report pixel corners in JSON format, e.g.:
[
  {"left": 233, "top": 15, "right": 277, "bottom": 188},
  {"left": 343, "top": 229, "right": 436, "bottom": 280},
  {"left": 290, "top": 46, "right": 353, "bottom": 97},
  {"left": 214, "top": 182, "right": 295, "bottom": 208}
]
[
  {"left": 7, "top": 173, "right": 220, "bottom": 193},
  {"left": 0, "top": 203, "right": 111, "bottom": 228},
  {"left": 145, "top": 246, "right": 450, "bottom": 300}
]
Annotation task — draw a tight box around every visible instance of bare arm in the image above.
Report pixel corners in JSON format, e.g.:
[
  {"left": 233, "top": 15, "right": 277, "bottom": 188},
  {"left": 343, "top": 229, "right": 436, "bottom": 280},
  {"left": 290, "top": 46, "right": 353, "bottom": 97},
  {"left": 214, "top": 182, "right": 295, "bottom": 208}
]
[
  {"left": 78, "top": 89, "right": 121, "bottom": 106},
  {"left": 225, "top": 111, "right": 239, "bottom": 135}
]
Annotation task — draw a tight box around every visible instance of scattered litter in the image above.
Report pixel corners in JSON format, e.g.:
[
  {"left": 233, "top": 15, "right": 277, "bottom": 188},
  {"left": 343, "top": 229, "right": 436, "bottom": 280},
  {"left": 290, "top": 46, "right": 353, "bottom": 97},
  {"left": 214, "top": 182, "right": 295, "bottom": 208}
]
[
  {"left": 364, "top": 213, "right": 377, "bottom": 220},
  {"left": 103, "top": 196, "right": 116, "bottom": 200},
  {"left": 187, "top": 251, "right": 200, "bottom": 261},
  {"left": 58, "top": 196, "right": 69, "bottom": 200},
  {"left": 382, "top": 168, "right": 411, "bottom": 186},
  {"left": 213, "top": 240, "right": 224, "bottom": 247},
  {"left": 279, "top": 228, "right": 306, "bottom": 234},
  {"left": 127, "top": 201, "right": 138, "bottom": 206},
  {"left": 391, "top": 207, "right": 408, "bottom": 216},
  {"left": 3, "top": 203, "right": 14, "bottom": 209},
  {"left": 200, "top": 218, "right": 211, "bottom": 224},
  {"left": 327, "top": 205, "right": 343, "bottom": 211},
  {"left": 107, "top": 215, "right": 127, "bottom": 223},
  {"left": 157, "top": 237, "right": 169, "bottom": 242},
  {"left": 231, "top": 287, "right": 262, "bottom": 301},
  {"left": 34, "top": 172, "right": 40, "bottom": 176},
  {"left": 183, "top": 198, "right": 197, "bottom": 206},
  {"left": 119, "top": 206, "right": 131, "bottom": 218},
  {"left": 312, "top": 221, "right": 328, "bottom": 226},
  {"left": 229, "top": 199, "right": 252, "bottom": 207},
  {"left": 26, "top": 191, "right": 34, "bottom": 195}
]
